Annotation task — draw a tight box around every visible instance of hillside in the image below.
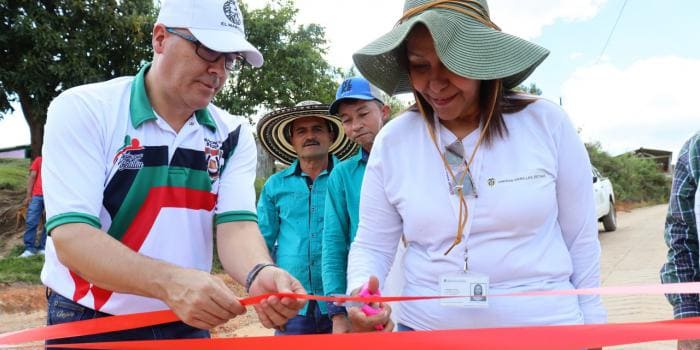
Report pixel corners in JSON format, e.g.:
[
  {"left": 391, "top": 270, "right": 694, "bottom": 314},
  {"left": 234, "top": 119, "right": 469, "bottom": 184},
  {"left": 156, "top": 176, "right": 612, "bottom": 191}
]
[{"left": 0, "top": 158, "right": 29, "bottom": 258}]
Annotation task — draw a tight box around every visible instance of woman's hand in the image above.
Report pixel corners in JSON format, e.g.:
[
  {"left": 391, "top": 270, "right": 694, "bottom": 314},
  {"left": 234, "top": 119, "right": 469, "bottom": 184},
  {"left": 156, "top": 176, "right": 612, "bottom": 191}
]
[
  {"left": 347, "top": 276, "right": 394, "bottom": 332},
  {"left": 331, "top": 314, "right": 352, "bottom": 333}
]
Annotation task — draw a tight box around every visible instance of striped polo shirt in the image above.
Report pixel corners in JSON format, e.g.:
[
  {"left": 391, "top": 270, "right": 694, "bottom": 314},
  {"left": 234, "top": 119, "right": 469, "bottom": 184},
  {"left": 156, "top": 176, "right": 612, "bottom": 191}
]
[{"left": 41, "top": 63, "right": 257, "bottom": 315}]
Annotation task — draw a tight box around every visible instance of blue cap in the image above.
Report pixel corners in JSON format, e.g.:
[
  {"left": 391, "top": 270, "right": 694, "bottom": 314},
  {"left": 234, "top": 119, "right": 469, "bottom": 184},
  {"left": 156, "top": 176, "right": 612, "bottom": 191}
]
[{"left": 329, "top": 77, "right": 385, "bottom": 115}]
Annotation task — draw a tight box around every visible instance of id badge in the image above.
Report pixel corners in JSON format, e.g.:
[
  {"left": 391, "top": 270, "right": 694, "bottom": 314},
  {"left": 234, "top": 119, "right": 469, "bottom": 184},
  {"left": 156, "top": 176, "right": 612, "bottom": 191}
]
[{"left": 439, "top": 271, "right": 489, "bottom": 308}]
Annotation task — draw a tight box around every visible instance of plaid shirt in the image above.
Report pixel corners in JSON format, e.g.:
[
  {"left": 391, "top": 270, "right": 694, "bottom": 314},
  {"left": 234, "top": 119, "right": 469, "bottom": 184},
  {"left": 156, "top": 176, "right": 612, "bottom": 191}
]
[{"left": 661, "top": 132, "right": 700, "bottom": 318}]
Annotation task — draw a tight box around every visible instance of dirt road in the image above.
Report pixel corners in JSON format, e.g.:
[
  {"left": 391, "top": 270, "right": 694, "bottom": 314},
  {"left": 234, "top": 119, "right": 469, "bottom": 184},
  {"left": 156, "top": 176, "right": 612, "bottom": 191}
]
[
  {"left": 599, "top": 204, "right": 675, "bottom": 349},
  {"left": 0, "top": 204, "right": 680, "bottom": 348}
]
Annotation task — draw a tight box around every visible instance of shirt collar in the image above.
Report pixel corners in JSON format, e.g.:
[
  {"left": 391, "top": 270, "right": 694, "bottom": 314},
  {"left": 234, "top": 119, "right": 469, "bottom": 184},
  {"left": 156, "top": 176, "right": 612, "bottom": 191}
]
[
  {"left": 360, "top": 147, "right": 369, "bottom": 163},
  {"left": 347, "top": 147, "right": 368, "bottom": 167},
  {"left": 284, "top": 154, "right": 337, "bottom": 178},
  {"left": 129, "top": 62, "right": 217, "bottom": 131}
]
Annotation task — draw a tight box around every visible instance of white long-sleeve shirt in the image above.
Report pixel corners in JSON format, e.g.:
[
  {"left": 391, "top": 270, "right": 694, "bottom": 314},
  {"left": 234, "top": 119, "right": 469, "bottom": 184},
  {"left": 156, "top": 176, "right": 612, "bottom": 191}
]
[{"left": 347, "top": 99, "right": 606, "bottom": 330}]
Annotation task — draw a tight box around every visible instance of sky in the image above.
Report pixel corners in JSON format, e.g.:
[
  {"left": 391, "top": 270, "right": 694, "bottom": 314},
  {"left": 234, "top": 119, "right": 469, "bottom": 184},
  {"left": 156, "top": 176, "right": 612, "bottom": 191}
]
[{"left": 1, "top": 0, "right": 698, "bottom": 161}]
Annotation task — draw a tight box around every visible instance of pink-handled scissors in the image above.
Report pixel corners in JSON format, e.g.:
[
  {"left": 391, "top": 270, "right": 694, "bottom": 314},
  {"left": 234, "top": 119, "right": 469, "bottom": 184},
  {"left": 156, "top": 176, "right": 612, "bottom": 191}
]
[
  {"left": 331, "top": 284, "right": 384, "bottom": 331},
  {"left": 358, "top": 283, "right": 384, "bottom": 330}
]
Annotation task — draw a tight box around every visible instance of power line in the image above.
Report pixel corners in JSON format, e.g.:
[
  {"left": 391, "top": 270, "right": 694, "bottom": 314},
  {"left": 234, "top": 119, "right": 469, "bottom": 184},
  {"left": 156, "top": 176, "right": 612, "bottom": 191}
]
[{"left": 596, "top": 0, "right": 629, "bottom": 64}]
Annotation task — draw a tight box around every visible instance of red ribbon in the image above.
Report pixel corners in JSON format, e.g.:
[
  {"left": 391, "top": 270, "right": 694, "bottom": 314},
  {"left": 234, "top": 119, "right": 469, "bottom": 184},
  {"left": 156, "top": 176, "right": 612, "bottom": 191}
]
[
  {"left": 3, "top": 282, "right": 700, "bottom": 348},
  {"left": 42, "top": 318, "right": 700, "bottom": 350},
  {"left": 0, "top": 310, "right": 178, "bottom": 346}
]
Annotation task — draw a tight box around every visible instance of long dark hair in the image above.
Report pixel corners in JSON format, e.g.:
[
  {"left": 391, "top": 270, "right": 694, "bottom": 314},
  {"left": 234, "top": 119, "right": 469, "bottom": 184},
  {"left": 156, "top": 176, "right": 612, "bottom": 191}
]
[{"left": 412, "top": 79, "right": 537, "bottom": 145}]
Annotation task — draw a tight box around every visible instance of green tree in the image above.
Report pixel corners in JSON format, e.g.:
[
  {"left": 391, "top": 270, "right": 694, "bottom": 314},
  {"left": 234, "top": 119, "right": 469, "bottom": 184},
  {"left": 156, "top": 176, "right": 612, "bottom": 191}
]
[
  {"left": 514, "top": 82, "right": 542, "bottom": 96},
  {"left": 338, "top": 65, "right": 409, "bottom": 118},
  {"left": 586, "top": 142, "right": 671, "bottom": 203},
  {"left": 385, "top": 95, "right": 410, "bottom": 118},
  {"left": 341, "top": 66, "right": 359, "bottom": 79},
  {"left": 0, "top": 0, "right": 155, "bottom": 158},
  {"left": 216, "top": 0, "right": 340, "bottom": 118}
]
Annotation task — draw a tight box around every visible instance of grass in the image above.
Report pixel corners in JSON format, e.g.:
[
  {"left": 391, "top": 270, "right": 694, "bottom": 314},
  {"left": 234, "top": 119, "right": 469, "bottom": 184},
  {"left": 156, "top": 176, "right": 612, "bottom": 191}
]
[
  {"left": 0, "top": 158, "right": 29, "bottom": 191},
  {"left": 0, "top": 245, "right": 44, "bottom": 284}
]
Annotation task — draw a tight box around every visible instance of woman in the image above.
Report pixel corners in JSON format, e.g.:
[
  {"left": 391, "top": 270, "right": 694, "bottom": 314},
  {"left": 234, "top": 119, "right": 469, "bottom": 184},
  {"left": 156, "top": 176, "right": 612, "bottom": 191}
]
[{"left": 345, "top": 0, "right": 607, "bottom": 333}]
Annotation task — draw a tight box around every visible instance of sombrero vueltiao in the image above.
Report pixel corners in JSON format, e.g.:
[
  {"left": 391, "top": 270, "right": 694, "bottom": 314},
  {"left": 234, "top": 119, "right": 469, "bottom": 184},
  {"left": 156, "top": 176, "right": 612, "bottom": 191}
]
[
  {"left": 257, "top": 101, "right": 358, "bottom": 166},
  {"left": 352, "top": 0, "right": 550, "bottom": 95}
]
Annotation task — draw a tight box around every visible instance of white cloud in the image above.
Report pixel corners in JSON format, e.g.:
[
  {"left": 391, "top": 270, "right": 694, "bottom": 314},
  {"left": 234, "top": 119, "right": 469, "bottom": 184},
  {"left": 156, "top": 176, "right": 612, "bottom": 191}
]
[
  {"left": 0, "top": 107, "right": 30, "bottom": 149},
  {"left": 562, "top": 56, "right": 700, "bottom": 160},
  {"left": 244, "top": 0, "right": 608, "bottom": 68},
  {"left": 569, "top": 52, "right": 584, "bottom": 60},
  {"left": 489, "top": 0, "right": 608, "bottom": 38},
  {"left": 245, "top": 0, "right": 404, "bottom": 70}
]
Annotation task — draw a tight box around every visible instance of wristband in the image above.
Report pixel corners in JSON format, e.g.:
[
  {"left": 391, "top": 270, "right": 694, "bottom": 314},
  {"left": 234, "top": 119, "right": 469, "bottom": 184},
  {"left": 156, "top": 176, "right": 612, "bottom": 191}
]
[
  {"left": 326, "top": 301, "right": 348, "bottom": 318},
  {"left": 245, "top": 263, "right": 277, "bottom": 294}
]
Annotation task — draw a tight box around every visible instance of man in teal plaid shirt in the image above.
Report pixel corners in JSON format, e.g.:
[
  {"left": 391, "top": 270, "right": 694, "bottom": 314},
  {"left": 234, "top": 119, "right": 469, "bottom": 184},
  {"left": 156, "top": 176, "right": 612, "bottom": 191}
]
[{"left": 660, "top": 132, "right": 700, "bottom": 350}]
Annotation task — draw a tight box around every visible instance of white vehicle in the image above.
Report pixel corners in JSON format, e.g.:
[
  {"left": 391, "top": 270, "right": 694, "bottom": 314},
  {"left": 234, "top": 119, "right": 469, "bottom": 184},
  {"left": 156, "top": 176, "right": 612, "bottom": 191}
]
[{"left": 593, "top": 167, "right": 617, "bottom": 232}]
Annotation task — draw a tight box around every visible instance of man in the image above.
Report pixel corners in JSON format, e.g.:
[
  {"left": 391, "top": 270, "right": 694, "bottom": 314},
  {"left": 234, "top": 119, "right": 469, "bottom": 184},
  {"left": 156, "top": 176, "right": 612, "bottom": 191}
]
[
  {"left": 20, "top": 155, "right": 46, "bottom": 258},
  {"left": 661, "top": 132, "right": 700, "bottom": 350},
  {"left": 256, "top": 100, "right": 357, "bottom": 335},
  {"left": 320, "top": 77, "right": 392, "bottom": 333},
  {"left": 41, "top": 0, "right": 304, "bottom": 344}
]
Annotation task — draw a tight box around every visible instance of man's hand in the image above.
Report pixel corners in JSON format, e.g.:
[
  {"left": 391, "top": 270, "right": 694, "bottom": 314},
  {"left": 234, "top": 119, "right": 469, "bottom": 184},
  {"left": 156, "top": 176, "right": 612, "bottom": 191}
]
[
  {"left": 679, "top": 339, "right": 700, "bottom": 350},
  {"left": 347, "top": 276, "right": 394, "bottom": 332},
  {"left": 160, "top": 268, "right": 246, "bottom": 330},
  {"left": 247, "top": 266, "right": 307, "bottom": 329},
  {"left": 332, "top": 314, "right": 352, "bottom": 333},
  {"left": 22, "top": 196, "right": 30, "bottom": 207}
]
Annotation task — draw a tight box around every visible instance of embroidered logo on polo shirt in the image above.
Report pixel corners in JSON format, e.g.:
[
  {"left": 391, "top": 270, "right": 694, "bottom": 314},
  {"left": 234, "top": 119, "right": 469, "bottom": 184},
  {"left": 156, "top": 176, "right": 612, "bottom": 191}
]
[
  {"left": 204, "top": 138, "right": 224, "bottom": 182},
  {"left": 113, "top": 136, "right": 145, "bottom": 171},
  {"left": 222, "top": 0, "right": 242, "bottom": 28},
  {"left": 117, "top": 153, "right": 144, "bottom": 171},
  {"left": 113, "top": 136, "right": 144, "bottom": 164}
]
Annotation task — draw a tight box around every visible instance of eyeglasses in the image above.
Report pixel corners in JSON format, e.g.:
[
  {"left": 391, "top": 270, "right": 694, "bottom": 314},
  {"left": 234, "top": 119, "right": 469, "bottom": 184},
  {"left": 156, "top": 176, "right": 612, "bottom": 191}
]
[{"left": 165, "top": 27, "right": 246, "bottom": 72}]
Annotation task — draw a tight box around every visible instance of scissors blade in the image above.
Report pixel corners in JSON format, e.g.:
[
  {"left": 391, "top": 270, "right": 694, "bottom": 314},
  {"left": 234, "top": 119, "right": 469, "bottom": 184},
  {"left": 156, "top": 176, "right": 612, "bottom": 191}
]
[{"left": 329, "top": 294, "right": 365, "bottom": 308}]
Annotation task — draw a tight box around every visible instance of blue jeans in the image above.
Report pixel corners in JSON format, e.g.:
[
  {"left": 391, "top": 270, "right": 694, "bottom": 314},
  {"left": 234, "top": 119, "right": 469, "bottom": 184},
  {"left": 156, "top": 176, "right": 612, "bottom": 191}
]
[
  {"left": 23, "top": 195, "right": 46, "bottom": 252},
  {"left": 46, "top": 290, "right": 209, "bottom": 349},
  {"left": 274, "top": 300, "right": 332, "bottom": 335},
  {"left": 397, "top": 323, "right": 415, "bottom": 331}
]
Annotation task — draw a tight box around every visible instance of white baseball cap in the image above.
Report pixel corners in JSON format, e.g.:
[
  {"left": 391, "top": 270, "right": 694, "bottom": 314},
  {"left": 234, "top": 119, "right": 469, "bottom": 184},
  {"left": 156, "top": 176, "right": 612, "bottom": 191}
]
[{"left": 156, "top": 0, "right": 264, "bottom": 68}]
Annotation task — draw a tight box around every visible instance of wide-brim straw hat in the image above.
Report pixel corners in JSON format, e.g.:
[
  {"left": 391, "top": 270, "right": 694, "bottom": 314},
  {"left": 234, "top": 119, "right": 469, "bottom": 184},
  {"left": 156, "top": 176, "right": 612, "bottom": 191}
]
[
  {"left": 352, "top": 0, "right": 550, "bottom": 95},
  {"left": 257, "top": 101, "right": 358, "bottom": 166}
]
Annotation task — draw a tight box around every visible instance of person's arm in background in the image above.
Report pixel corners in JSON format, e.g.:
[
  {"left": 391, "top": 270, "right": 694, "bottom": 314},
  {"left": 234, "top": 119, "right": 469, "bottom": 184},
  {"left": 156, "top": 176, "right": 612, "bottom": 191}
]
[
  {"left": 23, "top": 159, "right": 38, "bottom": 207},
  {"left": 322, "top": 171, "right": 352, "bottom": 333},
  {"left": 659, "top": 134, "right": 700, "bottom": 350},
  {"left": 661, "top": 136, "right": 700, "bottom": 317},
  {"left": 256, "top": 181, "right": 280, "bottom": 255}
]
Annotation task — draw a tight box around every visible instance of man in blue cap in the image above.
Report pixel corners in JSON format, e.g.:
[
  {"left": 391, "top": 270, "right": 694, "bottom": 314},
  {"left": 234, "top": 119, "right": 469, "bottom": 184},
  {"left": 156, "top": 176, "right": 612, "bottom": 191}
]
[{"left": 321, "top": 77, "right": 392, "bottom": 333}]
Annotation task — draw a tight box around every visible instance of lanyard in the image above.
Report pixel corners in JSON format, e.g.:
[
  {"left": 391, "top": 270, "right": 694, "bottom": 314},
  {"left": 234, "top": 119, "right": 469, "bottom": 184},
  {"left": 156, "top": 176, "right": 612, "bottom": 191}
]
[{"left": 411, "top": 84, "right": 500, "bottom": 255}]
